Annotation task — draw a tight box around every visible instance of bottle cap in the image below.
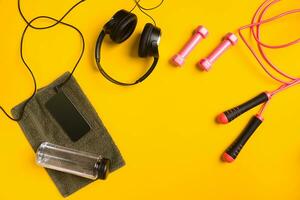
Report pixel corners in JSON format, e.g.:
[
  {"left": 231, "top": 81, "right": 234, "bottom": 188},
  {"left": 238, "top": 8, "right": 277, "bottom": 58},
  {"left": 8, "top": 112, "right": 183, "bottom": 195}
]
[{"left": 97, "top": 158, "right": 111, "bottom": 180}]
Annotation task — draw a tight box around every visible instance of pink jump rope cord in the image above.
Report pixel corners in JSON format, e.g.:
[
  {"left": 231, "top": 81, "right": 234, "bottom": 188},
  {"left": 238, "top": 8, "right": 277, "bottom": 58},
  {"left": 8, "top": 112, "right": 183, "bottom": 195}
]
[{"left": 237, "top": 0, "right": 300, "bottom": 118}]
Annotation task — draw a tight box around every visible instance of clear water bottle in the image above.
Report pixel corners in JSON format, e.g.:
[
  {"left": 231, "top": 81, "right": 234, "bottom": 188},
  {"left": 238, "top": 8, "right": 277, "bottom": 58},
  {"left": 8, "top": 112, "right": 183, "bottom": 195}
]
[{"left": 36, "top": 142, "right": 110, "bottom": 180}]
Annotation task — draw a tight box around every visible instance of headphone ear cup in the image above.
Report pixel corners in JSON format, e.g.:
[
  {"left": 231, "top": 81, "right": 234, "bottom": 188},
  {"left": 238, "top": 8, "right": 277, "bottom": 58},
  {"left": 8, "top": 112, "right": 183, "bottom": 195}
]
[
  {"left": 104, "top": 10, "right": 137, "bottom": 43},
  {"left": 138, "top": 23, "right": 153, "bottom": 58},
  {"left": 138, "top": 23, "right": 161, "bottom": 58}
]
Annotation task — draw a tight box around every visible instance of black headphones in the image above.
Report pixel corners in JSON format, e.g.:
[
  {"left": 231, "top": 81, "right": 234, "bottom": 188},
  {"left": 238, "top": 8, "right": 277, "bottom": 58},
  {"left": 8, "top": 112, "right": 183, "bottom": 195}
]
[{"left": 95, "top": 9, "right": 161, "bottom": 86}]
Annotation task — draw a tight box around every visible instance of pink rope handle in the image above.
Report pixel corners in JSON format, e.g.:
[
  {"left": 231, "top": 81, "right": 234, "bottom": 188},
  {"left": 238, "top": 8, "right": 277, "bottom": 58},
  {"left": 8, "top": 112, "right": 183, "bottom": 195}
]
[{"left": 237, "top": 0, "right": 300, "bottom": 117}]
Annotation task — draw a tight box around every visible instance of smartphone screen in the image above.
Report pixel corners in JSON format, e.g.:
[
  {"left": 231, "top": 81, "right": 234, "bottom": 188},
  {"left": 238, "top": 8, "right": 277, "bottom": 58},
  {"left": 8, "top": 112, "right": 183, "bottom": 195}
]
[{"left": 46, "top": 91, "right": 91, "bottom": 142}]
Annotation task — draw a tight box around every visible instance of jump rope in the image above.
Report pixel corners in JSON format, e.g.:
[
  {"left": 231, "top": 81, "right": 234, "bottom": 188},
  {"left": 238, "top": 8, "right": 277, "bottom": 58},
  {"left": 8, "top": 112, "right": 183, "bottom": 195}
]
[
  {"left": 0, "top": 0, "right": 162, "bottom": 122},
  {"left": 218, "top": 0, "right": 300, "bottom": 162}
]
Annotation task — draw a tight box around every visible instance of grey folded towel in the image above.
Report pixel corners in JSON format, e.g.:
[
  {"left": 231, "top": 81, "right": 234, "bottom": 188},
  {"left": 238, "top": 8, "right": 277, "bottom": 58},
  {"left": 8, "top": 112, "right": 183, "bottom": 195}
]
[{"left": 11, "top": 72, "right": 125, "bottom": 197}]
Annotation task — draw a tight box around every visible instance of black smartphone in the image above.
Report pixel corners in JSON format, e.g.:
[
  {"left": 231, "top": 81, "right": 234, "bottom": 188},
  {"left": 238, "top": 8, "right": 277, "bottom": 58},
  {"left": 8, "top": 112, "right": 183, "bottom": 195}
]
[{"left": 46, "top": 91, "right": 91, "bottom": 142}]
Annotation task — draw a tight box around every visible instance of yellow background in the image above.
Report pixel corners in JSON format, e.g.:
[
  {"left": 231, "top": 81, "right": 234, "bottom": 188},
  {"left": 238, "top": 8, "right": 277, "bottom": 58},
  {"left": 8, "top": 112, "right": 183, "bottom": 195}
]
[{"left": 1, "top": 0, "right": 300, "bottom": 199}]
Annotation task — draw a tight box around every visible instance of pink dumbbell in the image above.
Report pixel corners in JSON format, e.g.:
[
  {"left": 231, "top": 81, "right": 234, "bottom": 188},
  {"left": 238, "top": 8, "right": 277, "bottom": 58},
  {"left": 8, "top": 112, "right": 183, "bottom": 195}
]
[
  {"left": 198, "top": 33, "right": 238, "bottom": 71},
  {"left": 172, "top": 26, "right": 208, "bottom": 66}
]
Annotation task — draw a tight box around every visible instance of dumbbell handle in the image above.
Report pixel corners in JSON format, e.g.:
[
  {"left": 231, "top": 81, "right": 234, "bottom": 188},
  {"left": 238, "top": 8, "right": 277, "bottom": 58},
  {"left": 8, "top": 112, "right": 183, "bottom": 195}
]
[
  {"left": 223, "top": 115, "right": 263, "bottom": 162},
  {"left": 218, "top": 92, "right": 269, "bottom": 124}
]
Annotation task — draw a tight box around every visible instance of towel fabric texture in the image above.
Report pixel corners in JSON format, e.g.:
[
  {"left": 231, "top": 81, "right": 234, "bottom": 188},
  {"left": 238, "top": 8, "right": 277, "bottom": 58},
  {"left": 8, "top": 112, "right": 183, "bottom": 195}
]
[{"left": 11, "top": 72, "right": 125, "bottom": 197}]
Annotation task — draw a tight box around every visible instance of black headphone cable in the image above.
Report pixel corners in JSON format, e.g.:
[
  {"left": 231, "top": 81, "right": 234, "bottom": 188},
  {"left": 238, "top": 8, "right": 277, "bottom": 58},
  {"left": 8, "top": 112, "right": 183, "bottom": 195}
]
[{"left": 0, "top": 0, "right": 86, "bottom": 121}]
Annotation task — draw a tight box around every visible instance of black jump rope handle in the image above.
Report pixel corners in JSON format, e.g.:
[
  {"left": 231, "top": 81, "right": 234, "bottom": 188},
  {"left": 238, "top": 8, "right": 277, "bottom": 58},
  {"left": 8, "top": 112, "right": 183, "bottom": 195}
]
[
  {"left": 218, "top": 92, "right": 269, "bottom": 123},
  {"left": 223, "top": 115, "right": 263, "bottom": 162}
]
